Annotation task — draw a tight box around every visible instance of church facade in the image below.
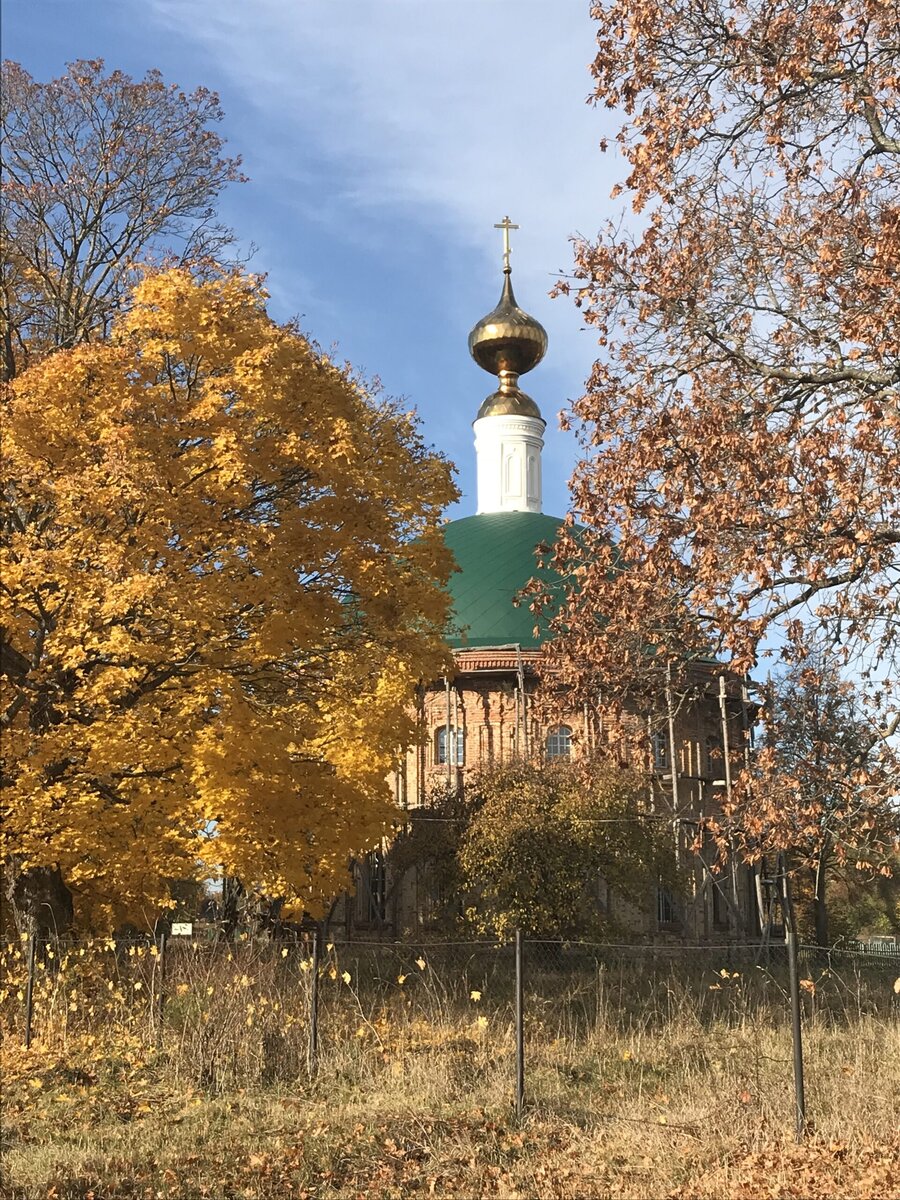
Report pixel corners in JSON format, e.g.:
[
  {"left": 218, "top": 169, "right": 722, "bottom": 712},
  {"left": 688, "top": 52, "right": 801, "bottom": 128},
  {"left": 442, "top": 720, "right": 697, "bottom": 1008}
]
[{"left": 338, "top": 226, "right": 759, "bottom": 944}]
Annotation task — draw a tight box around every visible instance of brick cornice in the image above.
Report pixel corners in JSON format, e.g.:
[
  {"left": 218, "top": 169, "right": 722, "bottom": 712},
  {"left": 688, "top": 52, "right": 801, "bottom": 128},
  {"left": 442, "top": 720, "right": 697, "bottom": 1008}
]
[{"left": 451, "top": 647, "right": 540, "bottom": 674}]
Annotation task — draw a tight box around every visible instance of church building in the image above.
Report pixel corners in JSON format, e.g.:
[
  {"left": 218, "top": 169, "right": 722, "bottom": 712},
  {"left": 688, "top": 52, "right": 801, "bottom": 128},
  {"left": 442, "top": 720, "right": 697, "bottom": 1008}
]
[{"left": 343, "top": 221, "right": 758, "bottom": 944}]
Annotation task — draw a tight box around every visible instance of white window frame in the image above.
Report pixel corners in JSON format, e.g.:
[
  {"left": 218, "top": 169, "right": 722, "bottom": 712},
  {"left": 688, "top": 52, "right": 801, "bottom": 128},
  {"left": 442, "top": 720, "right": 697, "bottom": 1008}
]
[
  {"left": 436, "top": 725, "right": 465, "bottom": 766},
  {"left": 651, "top": 730, "right": 669, "bottom": 770},
  {"left": 546, "top": 725, "right": 572, "bottom": 759}
]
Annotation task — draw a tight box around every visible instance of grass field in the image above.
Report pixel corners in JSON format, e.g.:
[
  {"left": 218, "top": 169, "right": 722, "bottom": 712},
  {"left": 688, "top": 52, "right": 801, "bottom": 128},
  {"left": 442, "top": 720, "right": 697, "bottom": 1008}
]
[{"left": 2, "top": 940, "right": 898, "bottom": 1198}]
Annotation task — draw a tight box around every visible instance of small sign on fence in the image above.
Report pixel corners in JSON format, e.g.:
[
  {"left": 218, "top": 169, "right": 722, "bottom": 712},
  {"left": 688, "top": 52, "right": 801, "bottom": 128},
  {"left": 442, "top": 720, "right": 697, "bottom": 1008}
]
[{"left": 170, "top": 922, "right": 193, "bottom": 937}]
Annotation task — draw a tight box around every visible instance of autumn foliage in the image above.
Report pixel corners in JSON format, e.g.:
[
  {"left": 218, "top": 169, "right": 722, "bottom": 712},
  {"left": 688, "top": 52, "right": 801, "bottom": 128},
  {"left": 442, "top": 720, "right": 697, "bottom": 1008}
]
[
  {"left": 549, "top": 1, "right": 899, "bottom": 711},
  {"left": 1, "top": 59, "right": 244, "bottom": 380},
  {"left": 535, "top": 2, "right": 900, "bottom": 885},
  {"left": 709, "top": 658, "right": 900, "bottom": 940},
  {"left": 1, "top": 269, "right": 456, "bottom": 930},
  {"left": 458, "top": 761, "right": 680, "bottom": 938}
]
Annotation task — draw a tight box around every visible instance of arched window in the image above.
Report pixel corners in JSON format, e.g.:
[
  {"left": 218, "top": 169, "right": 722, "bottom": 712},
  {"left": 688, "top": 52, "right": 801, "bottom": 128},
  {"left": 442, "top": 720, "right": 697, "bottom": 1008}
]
[
  {"left": 651, "top": 730, "right": 669, "bottom": 770},
  {"left": 505, "top": 450, "right": 522, "bottom": 496},
  {"left": 657, "top": 886, "right": 678, "bottom": 927},
  {"left": 546, "top": 725, "right": 572, "bottom": 759},
  {"left": 436, "top": 725, "right": 465, "bottom": 766},
  {"left": 526, "top": 454, "right": 538, "bottom": 500},
  {"left": 706, "top": 735, "right": 724, "bottom": 781}
]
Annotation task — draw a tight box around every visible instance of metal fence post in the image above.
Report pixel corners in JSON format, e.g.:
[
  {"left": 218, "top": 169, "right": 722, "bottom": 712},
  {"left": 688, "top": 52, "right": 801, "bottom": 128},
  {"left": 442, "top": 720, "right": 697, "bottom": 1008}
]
[
  {"left": 515, "top": 928, "right": 525, "bottom": 1119},
  {"left": 308, "top": 921, "right": 321, "bottom": 1078},
  {"left": 156, "top": 928, "right": 168, "bottom": 1049},
  {"left": 24, "top": 932, "right": 37, "bottom": 1049},
  {"left": 778, "top": 852, "right": 807, "bottom": 1140}
]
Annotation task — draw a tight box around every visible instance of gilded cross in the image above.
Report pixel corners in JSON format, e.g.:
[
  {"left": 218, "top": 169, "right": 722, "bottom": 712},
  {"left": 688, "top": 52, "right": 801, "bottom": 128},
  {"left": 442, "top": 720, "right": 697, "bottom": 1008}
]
[{"left": 494, "top": 215, "right": 519, "bottom": 271}]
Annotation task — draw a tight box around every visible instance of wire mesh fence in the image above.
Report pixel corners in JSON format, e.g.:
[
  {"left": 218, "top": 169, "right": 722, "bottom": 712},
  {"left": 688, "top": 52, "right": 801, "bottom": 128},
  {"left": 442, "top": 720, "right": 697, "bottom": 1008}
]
[
  {"left": 3, "top": 930, "right": 898, "bottom": 1197},
  {"left": 3, "top": 931, "right": 897, "bottom": 1102}
]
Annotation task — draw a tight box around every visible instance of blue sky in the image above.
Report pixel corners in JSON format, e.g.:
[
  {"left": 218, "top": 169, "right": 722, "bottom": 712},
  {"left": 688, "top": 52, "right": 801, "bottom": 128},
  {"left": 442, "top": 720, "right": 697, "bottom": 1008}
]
[{"left": 2, "top": 1, "right": 623, "bottom": 520}]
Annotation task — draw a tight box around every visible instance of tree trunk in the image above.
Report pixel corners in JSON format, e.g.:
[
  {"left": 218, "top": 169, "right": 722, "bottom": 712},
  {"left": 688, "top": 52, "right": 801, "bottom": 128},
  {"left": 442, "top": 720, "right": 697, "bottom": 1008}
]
[
  {"left": 812, "top": 856, "right": 829, "bottom": 948},
  {"left": 4, "top": 861, "right": 73, "bottom": 940},
  {"left": 220, "top": 874, "right": 243, "bottom": 942}
]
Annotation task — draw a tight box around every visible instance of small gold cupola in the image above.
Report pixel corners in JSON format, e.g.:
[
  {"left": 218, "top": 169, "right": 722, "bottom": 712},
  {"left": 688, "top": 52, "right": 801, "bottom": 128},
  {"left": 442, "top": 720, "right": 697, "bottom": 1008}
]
[{"left": 468, "top": 216, "right": 548, "bottom": 421}]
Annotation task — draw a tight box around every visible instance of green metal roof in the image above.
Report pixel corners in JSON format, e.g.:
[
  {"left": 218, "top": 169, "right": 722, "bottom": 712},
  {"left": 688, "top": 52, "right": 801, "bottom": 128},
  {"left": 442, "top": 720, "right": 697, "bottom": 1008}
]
[
  {"left": 439, "top": 515, "right": 727, "bottom": 666},
  {"left": 441, "top": 512, "right": 570, "bottom": 649}
]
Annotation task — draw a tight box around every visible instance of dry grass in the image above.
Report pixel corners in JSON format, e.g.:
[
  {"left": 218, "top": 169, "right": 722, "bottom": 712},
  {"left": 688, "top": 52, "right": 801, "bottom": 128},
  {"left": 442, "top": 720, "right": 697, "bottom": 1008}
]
[{"left": 1, "top": 940, "right": 898, "bottom": 1198}]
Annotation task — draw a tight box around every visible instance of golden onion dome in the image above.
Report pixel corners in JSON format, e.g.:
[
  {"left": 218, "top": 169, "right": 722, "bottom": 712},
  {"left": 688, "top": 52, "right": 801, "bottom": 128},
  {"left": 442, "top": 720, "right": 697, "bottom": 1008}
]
[
  {"left": 468, "top": 268, "right": 548, "bottom": 423},
  {"left": 468, "top": 269, "right": 548, "bottom": 378}
]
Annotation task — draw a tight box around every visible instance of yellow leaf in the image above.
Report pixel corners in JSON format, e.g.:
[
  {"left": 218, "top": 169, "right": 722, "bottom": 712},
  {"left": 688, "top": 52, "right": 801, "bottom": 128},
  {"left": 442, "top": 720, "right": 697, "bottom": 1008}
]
[{"left": 2, "top": 267, "right": 456, "bottom": 930}]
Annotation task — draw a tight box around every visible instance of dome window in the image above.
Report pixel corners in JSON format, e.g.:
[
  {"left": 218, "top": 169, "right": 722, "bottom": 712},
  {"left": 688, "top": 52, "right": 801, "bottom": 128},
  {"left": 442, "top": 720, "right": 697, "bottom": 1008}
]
[{"left": 545, "top": 725, "right": 572, "bottom": 759}]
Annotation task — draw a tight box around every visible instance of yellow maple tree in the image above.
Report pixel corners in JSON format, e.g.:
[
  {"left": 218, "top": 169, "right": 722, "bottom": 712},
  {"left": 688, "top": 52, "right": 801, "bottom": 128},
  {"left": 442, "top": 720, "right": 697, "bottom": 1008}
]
[{"left": 1, "top": 268, "right": 456, "bottom": 931}]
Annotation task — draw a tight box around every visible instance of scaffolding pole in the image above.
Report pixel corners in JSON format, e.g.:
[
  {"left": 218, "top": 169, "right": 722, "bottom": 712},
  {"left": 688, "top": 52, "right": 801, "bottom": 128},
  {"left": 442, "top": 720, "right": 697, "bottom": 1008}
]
[
  {"left": 665, "top": 661, "right": 680, "bottom": 811},
  {"left": 718, "top": 674, "right": 742, "bottom": 930},
  {"left": 445, "top": 675, "right": 452, "bottom": 787},
  {"left": 739, "top": 675, "right": 764, "bottom": 933},
  {"left": 452, "top": 683, "right": 460, "bottom": 779},
  {"left": 665, "top": 662, "right": 682, "bottom": 883},
  {"left": 516, "top": 645, "right": 528, "bottom": 758}
]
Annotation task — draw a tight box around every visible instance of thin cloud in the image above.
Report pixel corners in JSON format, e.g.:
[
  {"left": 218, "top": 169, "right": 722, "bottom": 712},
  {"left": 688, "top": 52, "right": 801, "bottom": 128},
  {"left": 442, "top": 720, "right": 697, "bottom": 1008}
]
[
  {"left": 146, "top": 1, "right": 616, "bottom": 337},
  {"left": 144, "top": 0, "right": 622, "bottom": 516}
]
